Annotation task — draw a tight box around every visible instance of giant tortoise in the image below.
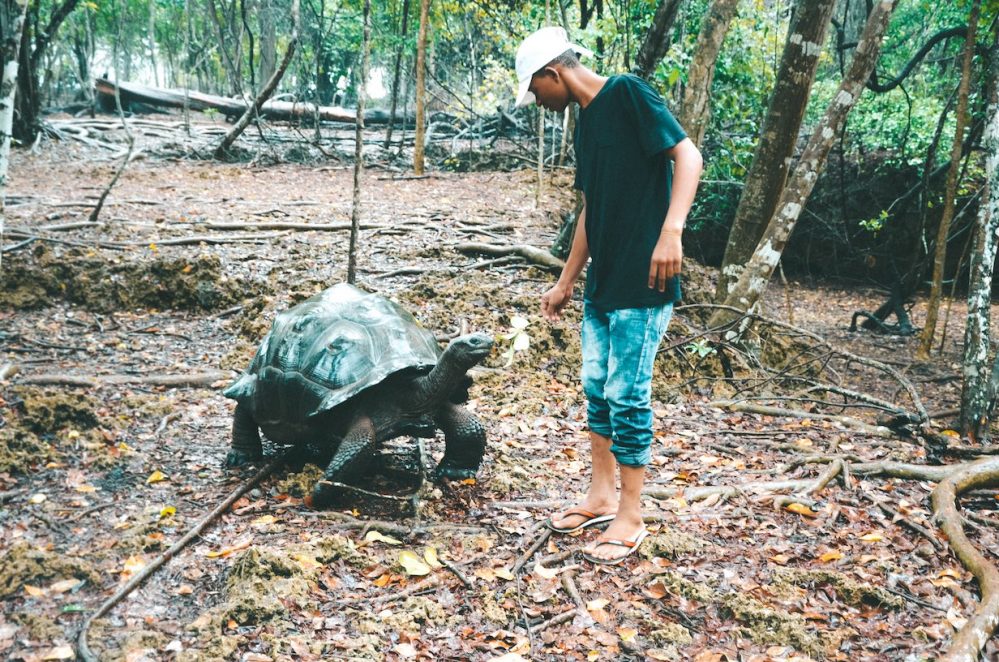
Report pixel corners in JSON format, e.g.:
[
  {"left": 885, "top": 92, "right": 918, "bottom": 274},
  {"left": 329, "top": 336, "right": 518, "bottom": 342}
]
[{"left": 223, "top": 283, "right": 493, "bottom": 505}]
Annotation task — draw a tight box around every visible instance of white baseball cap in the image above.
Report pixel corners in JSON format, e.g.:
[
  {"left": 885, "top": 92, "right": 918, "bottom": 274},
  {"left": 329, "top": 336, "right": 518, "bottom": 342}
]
[{"left": 514, "top": 27, "right": 593, "bottom": 108}]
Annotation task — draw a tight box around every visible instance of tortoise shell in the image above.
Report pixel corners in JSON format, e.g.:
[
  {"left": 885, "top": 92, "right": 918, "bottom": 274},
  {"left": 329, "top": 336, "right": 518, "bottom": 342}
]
[{"left": 223, "top": 284, "right": 441, "bottom": 421}]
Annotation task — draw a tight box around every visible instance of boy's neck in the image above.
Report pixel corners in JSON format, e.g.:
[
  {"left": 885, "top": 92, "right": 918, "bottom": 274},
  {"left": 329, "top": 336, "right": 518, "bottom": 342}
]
[{"left": 564, "top": 66, "right": 608, "bottom": 109}]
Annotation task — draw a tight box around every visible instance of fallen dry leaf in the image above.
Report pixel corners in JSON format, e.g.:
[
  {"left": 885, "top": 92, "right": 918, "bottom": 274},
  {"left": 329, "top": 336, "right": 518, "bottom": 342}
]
[
  {"left": 145, "top": 470, "right": 168, "bottom": 484},
  {"left": 399, "top": 550, "right": 431, "bottom": 576}
]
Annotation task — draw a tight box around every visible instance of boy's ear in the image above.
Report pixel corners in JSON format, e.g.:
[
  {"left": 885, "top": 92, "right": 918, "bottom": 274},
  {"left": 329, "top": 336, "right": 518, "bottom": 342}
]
[{"left": 541, "top": 65, "right": 560, "bottom": 81}]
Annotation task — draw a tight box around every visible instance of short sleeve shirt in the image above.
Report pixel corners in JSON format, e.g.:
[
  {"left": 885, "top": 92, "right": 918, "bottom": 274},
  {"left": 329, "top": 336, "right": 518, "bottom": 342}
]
[{"left": 574, "top": 74, "right": 687, "bottom": 310}]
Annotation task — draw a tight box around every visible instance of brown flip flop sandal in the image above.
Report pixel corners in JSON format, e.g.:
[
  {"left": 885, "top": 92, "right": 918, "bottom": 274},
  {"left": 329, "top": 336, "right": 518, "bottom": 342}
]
[
  {"left": 545, "top": 507, "right": 616, "bottom": 534},
  {"left": 581, "top": 526, "right": 648, "bottom": 565}
]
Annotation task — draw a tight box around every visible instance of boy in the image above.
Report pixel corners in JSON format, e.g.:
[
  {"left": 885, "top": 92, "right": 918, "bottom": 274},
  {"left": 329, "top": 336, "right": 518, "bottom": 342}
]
[{"left": 515, "top": 27, "right": 702, "bottom": 564}]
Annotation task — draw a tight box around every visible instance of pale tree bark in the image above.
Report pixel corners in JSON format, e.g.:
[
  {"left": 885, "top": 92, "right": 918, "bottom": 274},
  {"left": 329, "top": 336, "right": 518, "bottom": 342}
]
[
  {"left": 709, "top": 0, "right": 899, "bottom": 330},
  {"left": 258, "top": 0, "right": 276, "bottom": 85},
  {"left": 632, "top": 0, "right": 683, "bottom": 80},
  {"left": 383, "top": 0, "right": 410, "bottom": 149},
  {"left": 214, "top": 0, "right": 299, "bottom": 159},
  {"left": 917, "top": 0, "right": 980, "bottom": 358},
  {"left": 148, "top": 0, "right": 159, "bottom": 86},
  {"left": 714, "top": 0, "right": 837, "bottom": 301},
  {"left": 412, "top": 0, "right": 430, "bottom": 175},
  {"left": 346, "top": 0, "right": 370, "bottom": 285},
  {"left": 960, "top": 29, "right": 999, "bottom": 442},
  {"left": 677, "top": 0, "right": 739, "bottom": 146},
  {"left": 1, "top": 0, "right": 29, "bottom": 272}
]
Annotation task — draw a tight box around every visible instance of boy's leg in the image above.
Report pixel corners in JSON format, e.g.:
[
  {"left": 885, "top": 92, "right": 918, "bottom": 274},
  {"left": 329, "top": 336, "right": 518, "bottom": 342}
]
[
  {"left": 550, "top": 306, "right": 618, "bottom": 530},
  {"left": 585, "top": 304, "right": 672, "bottom": 561}
]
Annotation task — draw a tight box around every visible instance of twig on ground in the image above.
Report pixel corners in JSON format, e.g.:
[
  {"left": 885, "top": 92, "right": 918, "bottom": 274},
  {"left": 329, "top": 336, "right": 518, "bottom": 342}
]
[
  {"left": 77, "top": 454, "right": 286, "bottom": 662},
  {"left": 512, "top": 528, "right": 552, "bottom": 574},
  {"left": 331, "top": 576, "right": 440, "bottom": 607},
  {"left": 439, "top": 557, "right": 474, "bottom": 588}
]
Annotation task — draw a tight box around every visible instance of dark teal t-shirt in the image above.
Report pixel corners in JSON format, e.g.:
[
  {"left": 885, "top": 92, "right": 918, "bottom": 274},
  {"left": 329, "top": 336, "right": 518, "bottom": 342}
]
[{"left": 574, "top": 74, "right": 687, "bottom": 310}]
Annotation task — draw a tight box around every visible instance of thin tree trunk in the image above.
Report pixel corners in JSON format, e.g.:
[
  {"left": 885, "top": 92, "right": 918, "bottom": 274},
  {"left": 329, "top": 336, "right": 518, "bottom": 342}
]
[
  {"left": 347, "top": 0, "right": 370, "bottom": 285},
  {"left": 148, "top": 0, "right": 159, "bottom": 87},
  {"left": 214, "top": 0, "right": 299, "bottom": 159},
  {"left": 1, "top": 0, "right": 30, "bottom": 272},
  {"left": 88, "top": 0, "right": 135, "bottom": 227},
  {"left": 677, "top": 0, "right": 739, "bottom": 146},
  {"left": 258, "top": 0, "right": 276, "bottom": 85},
  {"left": 632, "top": 0, "right": 684, "bottom": 80},
  {"left": 207, "top": 0, "right": 243, "bottom": 97},
  {"left": 960, "top": 28, "right": 999, "bottom": 441},
  {"left": 412, "top": 0, "right": 430, "bottom": 175},
  {"left": 714, "top": 0, "right": 837, "bottom": 301},
  {"left": 917, "top": 0, "right": 980, "bottom": 358},
  {"left": 384, "top": 0, "right": 411, "bottom": 149},
  {"left": 709, "top": 0, "right": 899, "bottom": 330}
]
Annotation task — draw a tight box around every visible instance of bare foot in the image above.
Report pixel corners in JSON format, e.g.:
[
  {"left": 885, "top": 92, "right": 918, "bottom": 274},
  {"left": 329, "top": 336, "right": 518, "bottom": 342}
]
[
  {"left": 548, "top": 500, "right": 618, "bottom": 532},
  {"left": 583, "top": 515, "right": 646, "bottom": 562}
]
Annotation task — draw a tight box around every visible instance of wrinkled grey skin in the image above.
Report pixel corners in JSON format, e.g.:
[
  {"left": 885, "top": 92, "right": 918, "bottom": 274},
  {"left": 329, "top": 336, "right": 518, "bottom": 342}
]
[{"left": 223, "top": 284, "right": 493, "bottom": 506}]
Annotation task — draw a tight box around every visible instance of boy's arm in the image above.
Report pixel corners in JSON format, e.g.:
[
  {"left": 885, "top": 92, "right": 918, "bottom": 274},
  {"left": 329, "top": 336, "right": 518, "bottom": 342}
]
[
  {"left": 649, "top": 137, "right": 702, "bottom": 292},
  {"left": 542, "top": 198, "right": 589, "bottom": 321}
]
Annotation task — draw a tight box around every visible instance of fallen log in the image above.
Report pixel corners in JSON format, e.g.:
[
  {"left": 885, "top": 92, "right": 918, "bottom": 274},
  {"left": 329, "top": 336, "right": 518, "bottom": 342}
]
[{"left": 94, "top": 78, "right": 409, "bottom": 125}]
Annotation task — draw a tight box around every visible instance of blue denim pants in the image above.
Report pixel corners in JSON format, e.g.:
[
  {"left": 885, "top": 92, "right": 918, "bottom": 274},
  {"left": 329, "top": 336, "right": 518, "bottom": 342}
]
[{"left": 581, "top": 302, "right": 673, "bottom": 467}]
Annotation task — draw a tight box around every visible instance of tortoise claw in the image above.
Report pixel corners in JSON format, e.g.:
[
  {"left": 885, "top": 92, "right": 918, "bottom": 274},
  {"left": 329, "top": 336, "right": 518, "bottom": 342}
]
[
  {"left": 310, "top": 480, "right": 337, "bottom": 509},
  {"left": 433, "top": 461, "right": 478, "bottom": 481},
  {"left": 225, "top": 448, "right": 262, "bottom": 468}
]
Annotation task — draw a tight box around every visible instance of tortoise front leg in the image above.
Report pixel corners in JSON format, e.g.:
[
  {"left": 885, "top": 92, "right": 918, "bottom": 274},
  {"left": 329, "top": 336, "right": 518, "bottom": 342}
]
[
  {"left": 433, "top": 402, "right": 486, "bottom": 480},
  {"left": 311, "top": 414, "right": 377, "bottom": 507},
  {"left": 225, "top": 403, "right": 262, "bottom": 467}
]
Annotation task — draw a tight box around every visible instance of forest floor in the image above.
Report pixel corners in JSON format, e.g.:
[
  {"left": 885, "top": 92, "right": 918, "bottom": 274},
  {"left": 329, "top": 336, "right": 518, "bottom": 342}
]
[{"left": 1, "top": 118, "right": 998, "bottom": 662}]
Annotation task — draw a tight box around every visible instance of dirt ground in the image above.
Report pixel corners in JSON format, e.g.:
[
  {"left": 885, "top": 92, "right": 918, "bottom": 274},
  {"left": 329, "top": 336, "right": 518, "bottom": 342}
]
[{"left": 1, "top": 120, "right": 998, "bottom": 662}]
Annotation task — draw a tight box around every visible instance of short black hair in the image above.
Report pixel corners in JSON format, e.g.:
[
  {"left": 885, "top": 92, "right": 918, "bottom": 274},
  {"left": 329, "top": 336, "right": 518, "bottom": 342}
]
[{"left": 549, "top": 49, "right": 580, "bottom": 69}]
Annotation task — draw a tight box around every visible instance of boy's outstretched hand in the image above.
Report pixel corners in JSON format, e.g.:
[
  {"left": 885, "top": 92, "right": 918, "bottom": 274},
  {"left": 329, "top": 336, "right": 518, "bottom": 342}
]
[{"left": 541, "top": 283, "right": 573, "bottom": 321}]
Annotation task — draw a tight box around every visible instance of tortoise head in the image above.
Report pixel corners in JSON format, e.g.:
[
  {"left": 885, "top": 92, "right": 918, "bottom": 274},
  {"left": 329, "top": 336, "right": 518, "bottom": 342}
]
[{"left": 443, "top": 333, "right": 494, "bottom": 369}]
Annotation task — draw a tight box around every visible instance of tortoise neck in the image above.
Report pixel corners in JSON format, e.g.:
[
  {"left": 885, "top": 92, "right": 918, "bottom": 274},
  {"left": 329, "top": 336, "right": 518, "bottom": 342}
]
[{"left": 417, "top": 357, "right": 465, "bottom": 405}]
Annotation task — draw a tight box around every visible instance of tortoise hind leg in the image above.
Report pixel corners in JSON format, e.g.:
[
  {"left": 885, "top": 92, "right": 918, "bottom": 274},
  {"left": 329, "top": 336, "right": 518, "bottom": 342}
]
[
  {"left": 433, "top": 403, "right": 485, "bottom": 480},
  {"left": 311, "top": 414, "right": 377, "bottom": 507},
  {"left": 226, "top": 403, "right": 263, "bottom": 467}
]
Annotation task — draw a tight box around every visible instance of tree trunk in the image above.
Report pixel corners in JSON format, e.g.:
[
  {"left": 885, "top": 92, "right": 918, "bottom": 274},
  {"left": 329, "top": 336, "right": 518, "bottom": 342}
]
[
  {"left": 917, "top": 0, "right": 980, "bottom": 358},
  {"left": 632, "top": 0, "right": 683, "bottom": 80},
  {"left": 714, "top": 0, "right": 837, "bottom": 301},
  {"left": 1, "top": 0, "right": 29, "bottom": 271},
  {"left": 709, "top": 0, "right": 899, "bottom": 330},
  {"left": 347, "top": 0, "right": 370, "bottom": 285},
  {"left": 207, "top": 0, "right": 244, "bottom": 97},
  {"left": 960, "top": 28, "right": 999, "bottom": 442},
  {"left": 148, "top": 0, "right": 159, "bottom": 87},
  {"left": 676, "top": 0, "right": 740, "bottom": 146},
  {"left": 412, "top": 0, "right": 430, "bottom": 175},
  {"left": 214, "top": 0, "right": 299, "bottom": 159},
  {"left": 384, "top": 0, "right": 411, "bottom": 149},
  {"left": 258, "top": 0, "right": 276, "bottom": 85}
]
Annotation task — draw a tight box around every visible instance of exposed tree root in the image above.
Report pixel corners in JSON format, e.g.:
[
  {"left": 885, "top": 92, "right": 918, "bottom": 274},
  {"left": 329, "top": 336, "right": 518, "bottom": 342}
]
[
  {"left": 19, "top": 370, "right": 232, "bottom": 387},
  {"left": 708, "top": 399, "right": 894, "bottom": 436},
  {"left": 205, "top": 221, "right": 392, "bottom": 232},
  {"left": 77, "top": 454, "right": 285, "bottom": 661},
  {"left": 931, "top": 456, "right": 999, "bottom": 662},
  {"left": 455, "top": 241, "right": 565, "bottom": 272}
]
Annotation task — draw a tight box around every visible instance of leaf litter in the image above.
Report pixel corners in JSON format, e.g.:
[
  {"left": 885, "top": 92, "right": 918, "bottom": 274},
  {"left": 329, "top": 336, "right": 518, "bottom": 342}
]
[{"left": 0, "top": 134, "right": 997, "bottom": 661}]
